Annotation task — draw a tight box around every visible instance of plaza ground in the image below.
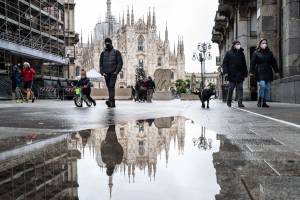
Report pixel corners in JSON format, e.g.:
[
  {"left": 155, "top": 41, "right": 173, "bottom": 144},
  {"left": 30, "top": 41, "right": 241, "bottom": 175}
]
[{"left": 0, "top": 100, "right": 299, "bottom": 199}]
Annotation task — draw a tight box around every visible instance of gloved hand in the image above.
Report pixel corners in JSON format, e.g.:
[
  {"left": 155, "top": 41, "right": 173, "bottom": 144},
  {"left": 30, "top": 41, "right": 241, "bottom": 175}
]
[{"left": 224, "top": 73, "right": 228, "bottom": 81}]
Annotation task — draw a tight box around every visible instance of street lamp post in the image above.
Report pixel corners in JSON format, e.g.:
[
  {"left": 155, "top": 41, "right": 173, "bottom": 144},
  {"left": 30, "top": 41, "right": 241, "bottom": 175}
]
[{"left": 192, "top": 42, "right": 212, "bottom": 89}]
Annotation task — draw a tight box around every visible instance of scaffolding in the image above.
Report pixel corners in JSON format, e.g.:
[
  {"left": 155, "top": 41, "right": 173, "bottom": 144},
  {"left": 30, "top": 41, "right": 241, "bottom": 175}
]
[
  {"left": 0, "top": 139, "right": 80, "bottom": 199},
  {"left": 0, "top": 0, "right": 66, "bottom": 57}
]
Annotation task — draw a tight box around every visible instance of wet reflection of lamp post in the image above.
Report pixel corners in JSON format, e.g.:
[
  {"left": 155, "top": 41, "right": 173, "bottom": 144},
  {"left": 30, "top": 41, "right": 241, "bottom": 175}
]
[
  {"left": 192, "top": 42, "right": 212, "bottom": 89},
  {"left": 192, "top": 127, "right": 213, "bottom": 150}
]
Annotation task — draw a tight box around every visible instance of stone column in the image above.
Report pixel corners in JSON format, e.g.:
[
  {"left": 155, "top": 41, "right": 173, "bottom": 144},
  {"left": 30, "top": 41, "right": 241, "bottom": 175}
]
[
  {"left": 282, "top": 0, "right": 300, "bottom": 77},
  {"left": 237, "top": 5, "right": 251, "bottom": 100},
  {"left": 257, "top": 0, "right": 279, "bottom": 59}
]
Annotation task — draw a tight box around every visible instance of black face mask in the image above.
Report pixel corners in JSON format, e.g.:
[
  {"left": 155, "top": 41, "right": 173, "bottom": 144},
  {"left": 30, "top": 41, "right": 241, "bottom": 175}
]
[{"left": 105, "top": 43, "right": 112, "bottom": 50}]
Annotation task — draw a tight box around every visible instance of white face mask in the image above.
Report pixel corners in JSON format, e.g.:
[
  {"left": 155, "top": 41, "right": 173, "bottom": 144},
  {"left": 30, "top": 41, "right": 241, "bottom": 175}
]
[
  {"left": 260, "top": 44, "right": 267, "bottom": 49},
  {"left": 235, "top": 44, "right": 241, "bottom": 50}
]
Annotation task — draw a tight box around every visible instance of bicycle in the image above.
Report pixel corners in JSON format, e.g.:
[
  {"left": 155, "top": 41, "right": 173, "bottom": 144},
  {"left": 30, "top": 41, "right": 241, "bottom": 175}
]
[{"left": 73, "top": 87, "right": 93, "bottom": 107}]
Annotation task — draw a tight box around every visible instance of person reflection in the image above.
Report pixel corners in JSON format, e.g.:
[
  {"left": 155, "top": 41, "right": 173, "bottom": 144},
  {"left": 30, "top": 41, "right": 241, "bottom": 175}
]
[{"left": 101, "top": 124, "right": 124, "bottom": 198}]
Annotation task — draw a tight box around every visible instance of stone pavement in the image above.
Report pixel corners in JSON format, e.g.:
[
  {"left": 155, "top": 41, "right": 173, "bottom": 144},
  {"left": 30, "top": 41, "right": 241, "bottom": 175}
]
[{"left": 0, "top": 99, "right": 299, "bottom": 199}]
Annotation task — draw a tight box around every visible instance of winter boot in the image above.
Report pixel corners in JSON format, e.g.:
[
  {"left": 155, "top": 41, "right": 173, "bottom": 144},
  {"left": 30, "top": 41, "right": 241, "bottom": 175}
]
[
  {"left": 257, "top": 97, "right": 262, "bottom": 107},
  {"left": 262, "top": 99, "right": 270, "bottom": 108},
  {"left": 105, "top": 100, "right": 112, "bottom": 108}
]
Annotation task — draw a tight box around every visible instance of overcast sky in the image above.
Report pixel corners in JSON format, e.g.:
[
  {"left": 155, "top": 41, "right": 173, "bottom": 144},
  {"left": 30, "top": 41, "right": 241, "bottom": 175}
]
[{"left": 74, "top": 0, "right": 219, "bottom": 73}]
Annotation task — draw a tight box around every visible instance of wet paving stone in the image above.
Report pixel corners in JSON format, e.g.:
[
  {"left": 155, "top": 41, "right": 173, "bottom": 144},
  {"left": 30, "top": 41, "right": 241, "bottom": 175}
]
[
  {"left": 0, "top": 113, "right": 299, "bottom": 200},
  {"left": 0, "top": 116, "right": 223, "bottom": 200}
]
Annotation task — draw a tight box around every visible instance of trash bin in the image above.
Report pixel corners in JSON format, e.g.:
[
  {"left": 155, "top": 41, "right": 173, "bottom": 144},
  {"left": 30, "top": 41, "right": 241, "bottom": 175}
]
[{"left": 221, "top": 84, "right": 229, "bottom": 102}]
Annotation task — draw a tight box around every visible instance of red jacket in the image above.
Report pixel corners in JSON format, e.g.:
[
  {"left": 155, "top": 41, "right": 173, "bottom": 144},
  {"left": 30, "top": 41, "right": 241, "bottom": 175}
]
[{"left": 21, "top": 67, "right": 36, "bottom": 82}]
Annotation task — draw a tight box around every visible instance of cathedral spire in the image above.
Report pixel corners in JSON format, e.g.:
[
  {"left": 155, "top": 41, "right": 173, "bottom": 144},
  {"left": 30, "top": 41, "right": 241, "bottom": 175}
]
[
  {"left": 181, "top": 36, "right": 185, "bottom": 54},
  {"left": 108, "top": 176, "right": 113, "bottom": 199},
  {"left": 131, "top": 6, "right": 134, "bottom": 26},
  {"left": 127, "top": 6, "right": 130, "bottom": 26},
  {"left": 173, "top": 42, "right": 176, "bottom": 56},
  {"left": 91, "top": 31, "right": 93, "bottom": 43},
  {"left": 177, "top": 36, "right": 181, "bottom": 57},
  {"left": 106, "top": 0, "right": 113, "bottom": 35},
  {"left": 152, "top": 8, "right": 156, "bottom": 28},
  {"left": 147, "top": 8, "right": 151, "bottom": 28},
  {"left": 165, "top": 22, "right": 168, "bottom": 42},
  {"left": 90, "top": 31, "right": 93, "bottom": 47},
  {"left": 106, "top": 0, "right": 112, "bottom": 21},
  {"left": 80, "top": 29, "right": 83, "bottom": 47},
  {"left": 122, "top": 11, "right": 125, "bottom": 27}
]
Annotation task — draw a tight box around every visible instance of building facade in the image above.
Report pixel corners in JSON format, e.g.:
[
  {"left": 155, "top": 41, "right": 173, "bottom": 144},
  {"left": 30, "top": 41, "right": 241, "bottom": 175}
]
[
  {"left": 0, "top": 0, "right": 78, "bottom": 99},
  {"left": 76, "top": 0, "right": 186, "bottom": 88},
  {"left": 212, "top": 0, "right": 300, "bottom": 103}
]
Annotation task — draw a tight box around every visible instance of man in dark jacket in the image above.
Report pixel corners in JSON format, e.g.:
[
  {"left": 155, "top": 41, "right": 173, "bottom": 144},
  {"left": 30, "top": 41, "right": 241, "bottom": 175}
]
[
  {"left": 100, "top": 38, "right": 123, "bottom": 108},
  {"left": 101, "top": 125, "right": 124, "bottom": 177},
  {"left": 222, "top": 41, "right": 248, "bottom": 107}
]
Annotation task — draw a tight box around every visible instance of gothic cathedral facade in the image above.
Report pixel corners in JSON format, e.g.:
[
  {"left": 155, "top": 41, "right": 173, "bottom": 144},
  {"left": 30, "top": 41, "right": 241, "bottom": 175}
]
[{"left": 76, "top": 1, "right": 186, "bottom": 88}]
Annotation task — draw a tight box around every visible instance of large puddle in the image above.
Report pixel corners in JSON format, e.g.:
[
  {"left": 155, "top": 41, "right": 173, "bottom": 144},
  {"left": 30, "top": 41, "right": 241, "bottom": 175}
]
[{"left": 0, "top": 116, "right": 221, "bottom": 200}]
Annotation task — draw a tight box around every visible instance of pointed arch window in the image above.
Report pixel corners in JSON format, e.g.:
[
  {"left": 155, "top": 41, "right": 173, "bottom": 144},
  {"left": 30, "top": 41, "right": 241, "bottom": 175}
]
[
  {"left": 75, "top": 66, "right": 80, "bottom": 77},
  {"left": 119, "top": 70, "right": 124, "bottom": 79},
  {"left": 137, "top": 35, "right": 144, "bottom": 51},
  {"left": 158, "top": 57, "right": 162, "bottom": 66}
]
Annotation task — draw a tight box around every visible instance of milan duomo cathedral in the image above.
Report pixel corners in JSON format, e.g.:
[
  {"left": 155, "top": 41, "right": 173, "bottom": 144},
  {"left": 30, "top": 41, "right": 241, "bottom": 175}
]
[{"left": 76, "top": 0, "right": 186, "bottom": 88}]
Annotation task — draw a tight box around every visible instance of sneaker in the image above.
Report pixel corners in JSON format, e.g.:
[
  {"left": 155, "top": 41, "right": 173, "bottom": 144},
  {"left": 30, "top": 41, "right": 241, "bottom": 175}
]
[
  {"left": 93, "top": 101, "right": 96, "bottom": 106},
  {"left": 32, "top": 97, "right": 35, "bottom": 103},
  {"left": 227, "top": 102, "right": 232, "bottom": 107},
  {"left": 238, "top": 104, "right": 245, "bottom": 108}
]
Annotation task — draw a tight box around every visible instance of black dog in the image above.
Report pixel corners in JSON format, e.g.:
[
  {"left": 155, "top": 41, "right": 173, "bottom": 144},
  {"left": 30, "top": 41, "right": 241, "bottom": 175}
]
[{"left": 193, "top": 88, "right": 215, "bottom": 109}]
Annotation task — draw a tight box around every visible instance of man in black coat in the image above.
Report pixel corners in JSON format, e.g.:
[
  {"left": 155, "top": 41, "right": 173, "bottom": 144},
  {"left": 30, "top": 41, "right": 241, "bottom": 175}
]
[
  {"left": 101, "top": 125, "right": 124, "bottom": 177},
  {"left": 222, "top": 40, "right": 248, "bottom": 107},
  {"left": 100, "top": 38, "right": 123, "bottom": 108}
]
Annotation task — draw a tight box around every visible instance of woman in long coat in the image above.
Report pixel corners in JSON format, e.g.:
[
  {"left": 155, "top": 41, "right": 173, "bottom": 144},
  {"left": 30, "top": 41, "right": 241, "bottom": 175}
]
[{"left": 250, "top": 39, "right": 280, "bottom": 107}]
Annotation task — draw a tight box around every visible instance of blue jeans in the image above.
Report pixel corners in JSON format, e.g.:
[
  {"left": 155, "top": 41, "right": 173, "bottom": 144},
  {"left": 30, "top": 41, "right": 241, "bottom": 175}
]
[{"left": 258, "top": 80, "right": 271, "bottom": 101}]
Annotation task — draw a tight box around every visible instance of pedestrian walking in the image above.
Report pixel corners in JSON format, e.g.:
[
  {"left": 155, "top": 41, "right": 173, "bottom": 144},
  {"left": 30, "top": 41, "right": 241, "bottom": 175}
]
[
  {"left": 10, "top": 64, "right": 23, "bottom": 103},
  {"left": 146, "top": 76, "right": 156, "bottom": 103},
  {"left": 250, "top": 38, "right": 280, "bottom": 108},
  {"left": 100, "top": 38, "right": 123, "bottom": 108},
  {"left": 20, "top": 62, "right": 36, "bottom": 103},
  {"left": 222, "top": 40, "right": 248, "bottom": 108}
]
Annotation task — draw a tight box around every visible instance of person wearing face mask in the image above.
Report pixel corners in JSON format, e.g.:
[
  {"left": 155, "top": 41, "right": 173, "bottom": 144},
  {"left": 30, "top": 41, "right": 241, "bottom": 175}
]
[
  {"left": 222, "top": 40, "right": 248, "bottom": 108},
  {"left": 100, "top": 38, "right": 123, "bottom": 108},
  {"left": 250, "top": 39, "right": 280, "bottom": 108}
]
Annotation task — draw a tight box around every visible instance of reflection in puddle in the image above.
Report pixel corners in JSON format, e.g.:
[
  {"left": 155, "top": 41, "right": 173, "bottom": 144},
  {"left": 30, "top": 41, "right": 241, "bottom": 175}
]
[{"left": 0, "top": 116, "right": 221, "bottom": 200}]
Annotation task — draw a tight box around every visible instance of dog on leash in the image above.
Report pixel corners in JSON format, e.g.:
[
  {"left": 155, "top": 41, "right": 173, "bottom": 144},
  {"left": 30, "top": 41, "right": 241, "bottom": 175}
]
[{"left": 193, "top": 87, "right": 216, "bottom": 109}]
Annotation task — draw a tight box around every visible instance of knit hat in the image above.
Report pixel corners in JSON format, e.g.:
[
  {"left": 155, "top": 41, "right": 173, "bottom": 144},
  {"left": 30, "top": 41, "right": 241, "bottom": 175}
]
[{"left": 105, "top": 38, "right": 112, "bottom": 44}]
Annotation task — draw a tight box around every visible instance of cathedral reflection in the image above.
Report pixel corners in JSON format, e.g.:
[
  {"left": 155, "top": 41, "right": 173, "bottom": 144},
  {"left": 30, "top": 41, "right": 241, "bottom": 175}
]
[{"left": 71, "top": 116, "right": 186, "bottom": 197}]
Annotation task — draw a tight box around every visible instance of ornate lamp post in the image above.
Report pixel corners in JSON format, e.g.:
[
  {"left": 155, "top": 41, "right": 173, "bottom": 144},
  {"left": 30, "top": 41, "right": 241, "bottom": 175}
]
[
  {"left": 192, "top": 42, "right": 212, "bottom": 89},
  {"left": 192, "top": 126, "right": 213, "bottom": 150}
]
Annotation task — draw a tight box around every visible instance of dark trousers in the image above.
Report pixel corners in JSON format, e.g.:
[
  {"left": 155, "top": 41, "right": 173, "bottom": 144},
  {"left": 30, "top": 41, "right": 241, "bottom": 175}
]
[
  {"left": 227, "top": 81, "right": 243, "bottom": 104},
  {"left": 82, "top": 87, "right": 96, "bottom": 104},
  {"left": 104, "top": 73, "right": 117, "bottom": 101}
]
